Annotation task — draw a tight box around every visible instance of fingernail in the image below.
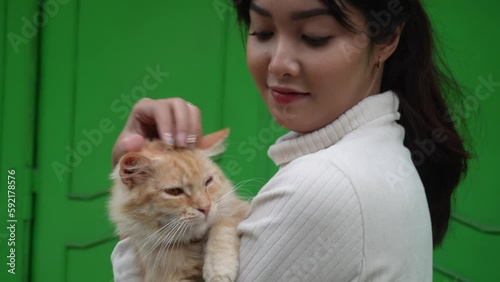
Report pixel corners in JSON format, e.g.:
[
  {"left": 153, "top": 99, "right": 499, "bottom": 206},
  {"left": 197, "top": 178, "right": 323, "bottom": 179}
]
[
  {"left": 176, "top": 132, "right": 187, "bottom": 147},
  {"left": 186, "top": 135, "right": 197, "bottom": 148},
  {"left": 162, "top": 133, "right": 175, "bottom": 146}
]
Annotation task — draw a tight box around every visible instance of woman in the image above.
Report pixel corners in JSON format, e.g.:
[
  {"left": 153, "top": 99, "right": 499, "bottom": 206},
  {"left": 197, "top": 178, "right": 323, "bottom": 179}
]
[{"left": 111, "top": 0, "right": 471, "bottom": 280}]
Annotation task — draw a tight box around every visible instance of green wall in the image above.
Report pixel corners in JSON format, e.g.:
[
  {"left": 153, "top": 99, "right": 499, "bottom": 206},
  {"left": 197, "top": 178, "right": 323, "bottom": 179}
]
[
  {"left": 0, "top": 0, "right": 498, "bottom": 281},
  {"left": 425, "top": 1, "right": 500, "bottom": 281},
  {"left": 0, "top": 0, "right": 38, "bottom": 281}
]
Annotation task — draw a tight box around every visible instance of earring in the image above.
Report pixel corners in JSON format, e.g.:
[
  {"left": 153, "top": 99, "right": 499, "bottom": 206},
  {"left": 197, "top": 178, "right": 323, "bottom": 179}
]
[{"left": 377, "top": 56, "right": 382, "bottom": 68}]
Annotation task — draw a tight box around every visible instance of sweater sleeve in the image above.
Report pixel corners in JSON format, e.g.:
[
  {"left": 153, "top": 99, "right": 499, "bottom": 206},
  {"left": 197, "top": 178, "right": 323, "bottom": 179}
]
[
  {"left": 236, "top": 158, "right": 364, "bottom": 282},
  {"left": 111, "top": 237, "right": 143, "bottom": 282}
]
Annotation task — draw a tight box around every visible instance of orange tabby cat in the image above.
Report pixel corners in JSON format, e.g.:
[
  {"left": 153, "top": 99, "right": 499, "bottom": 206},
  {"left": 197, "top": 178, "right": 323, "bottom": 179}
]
[{"left": 108, "top": 129, "right": 249, "bottom": 282}]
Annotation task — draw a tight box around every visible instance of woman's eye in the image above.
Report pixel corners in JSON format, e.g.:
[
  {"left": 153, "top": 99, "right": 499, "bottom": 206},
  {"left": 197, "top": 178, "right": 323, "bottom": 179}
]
[
  {"left": 302, "top": 35, "right": 332, "bottom": 47},
  {"left": 249, "top": 31, "right": 273, "bottom": 41},
  {"left": 164, "top": 188, "right": 184, "bottom": 196},
  {"left": 205, "top": 176, "right": 213, "bottom": 186},
  {"left": 249, "top": 31, "right": 331, "bottom": 47}
]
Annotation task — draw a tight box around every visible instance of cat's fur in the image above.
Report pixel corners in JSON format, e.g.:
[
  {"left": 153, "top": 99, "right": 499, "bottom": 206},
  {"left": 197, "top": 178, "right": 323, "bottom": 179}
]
[{"left": 108, "top": 129, "right": 249, "bottom": 282}]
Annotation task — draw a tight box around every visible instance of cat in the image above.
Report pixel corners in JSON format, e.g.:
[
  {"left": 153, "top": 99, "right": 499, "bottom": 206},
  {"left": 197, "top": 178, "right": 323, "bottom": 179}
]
[{"left": 108, "top": 129, "right": 249, "bottom": 282}]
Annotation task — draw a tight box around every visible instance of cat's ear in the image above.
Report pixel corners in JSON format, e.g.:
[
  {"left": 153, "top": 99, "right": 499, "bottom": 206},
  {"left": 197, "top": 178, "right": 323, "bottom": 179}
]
[
  {"left": 119, "top": 152, "right": 152, "bottom": 187},
  {"left": 197, "top": 128, "right": 230, "bottom": 157}
]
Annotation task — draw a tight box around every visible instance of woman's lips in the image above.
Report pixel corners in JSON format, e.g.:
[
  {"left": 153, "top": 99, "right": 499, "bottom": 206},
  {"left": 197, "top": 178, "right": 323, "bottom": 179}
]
[{"left": 271, "top": 90, "right": 309, "bottom": 105}]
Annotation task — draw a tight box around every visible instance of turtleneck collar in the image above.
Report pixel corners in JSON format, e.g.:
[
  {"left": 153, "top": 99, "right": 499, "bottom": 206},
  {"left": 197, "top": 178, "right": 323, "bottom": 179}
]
[{"left": 268, "top": 90, "right": 400, "bottom": 167}]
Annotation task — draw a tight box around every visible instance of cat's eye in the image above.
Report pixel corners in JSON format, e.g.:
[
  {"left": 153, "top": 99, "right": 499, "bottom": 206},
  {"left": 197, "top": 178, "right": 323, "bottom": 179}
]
[
  {"left": 164, "top": 188, "right": 184, "bottom": 196},
  {"left": 205, "top": 176, "right": 213, "bottom": 186}
]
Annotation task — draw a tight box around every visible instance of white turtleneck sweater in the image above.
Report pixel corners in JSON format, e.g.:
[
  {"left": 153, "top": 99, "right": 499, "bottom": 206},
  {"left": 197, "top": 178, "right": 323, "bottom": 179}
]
[{"left": 111, "top": 90, "right": 433, "bottom": 282}]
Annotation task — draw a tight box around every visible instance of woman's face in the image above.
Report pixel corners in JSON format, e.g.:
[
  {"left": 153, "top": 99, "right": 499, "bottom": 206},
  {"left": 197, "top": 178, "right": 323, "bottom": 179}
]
[{"left": 246, "top": 0, "right": 382, "bottom": 133}]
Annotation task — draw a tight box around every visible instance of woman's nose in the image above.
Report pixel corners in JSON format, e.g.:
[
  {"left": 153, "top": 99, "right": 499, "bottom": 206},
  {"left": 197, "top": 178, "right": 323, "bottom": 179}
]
[{"left": 268, "top": 41, "right": 300, "bottom": 78}]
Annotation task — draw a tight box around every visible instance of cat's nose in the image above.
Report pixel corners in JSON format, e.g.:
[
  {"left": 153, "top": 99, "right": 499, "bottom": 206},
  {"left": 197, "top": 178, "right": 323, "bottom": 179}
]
[{"left": 197, "top": 204, "right": 211, "bottom": 217}]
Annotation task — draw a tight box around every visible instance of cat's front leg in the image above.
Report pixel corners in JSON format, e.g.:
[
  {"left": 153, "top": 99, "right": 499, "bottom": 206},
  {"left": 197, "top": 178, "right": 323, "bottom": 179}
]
[{"left": 203, "top": 219, "right": 240, "bottom": 282}]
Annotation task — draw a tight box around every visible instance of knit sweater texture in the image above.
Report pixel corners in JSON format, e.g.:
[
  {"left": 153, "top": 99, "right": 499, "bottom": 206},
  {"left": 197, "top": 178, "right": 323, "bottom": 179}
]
[{"left": 111, "top": 90, "right": 433, "bottom": 281}]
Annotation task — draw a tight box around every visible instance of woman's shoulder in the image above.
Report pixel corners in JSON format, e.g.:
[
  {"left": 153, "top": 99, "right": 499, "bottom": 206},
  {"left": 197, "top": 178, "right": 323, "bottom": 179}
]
[
  {"left": 267, "top": 136, "right": 432, "bottom": 280},
  {"left": 295, "top": 125, "right": 428, "bottom": 215},
  {"left": 277, "top": 123, "right": 431, "bottom": 235},
  {"left": 254, "top": 157, "right": 361, "bottom": 227}
]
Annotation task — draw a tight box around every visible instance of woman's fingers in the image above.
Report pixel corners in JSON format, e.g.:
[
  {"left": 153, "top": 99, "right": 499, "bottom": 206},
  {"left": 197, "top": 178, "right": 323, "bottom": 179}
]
[
  {"left": 187, "top": 102, "right": 202, "bottom": 147},
  {"left": 111, "top": 134, "right": 145, "bottom": 167},
  {"left": 151, "top": 99, "right": 175, "bottom": 146},
  {"left": 111, "top": 97, "right": 203, "bottom": 167},
  {"left": 169, "top": 98, "right": 191, "bottom": 147},
  {"left": 120, "top": 134, "right": 145, "bottom": 152}
]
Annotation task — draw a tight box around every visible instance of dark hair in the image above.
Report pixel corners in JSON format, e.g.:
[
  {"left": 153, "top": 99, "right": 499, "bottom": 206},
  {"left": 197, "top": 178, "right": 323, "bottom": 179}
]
[{"left": 231, "top": 0, "right": 472, "bottom": 247}]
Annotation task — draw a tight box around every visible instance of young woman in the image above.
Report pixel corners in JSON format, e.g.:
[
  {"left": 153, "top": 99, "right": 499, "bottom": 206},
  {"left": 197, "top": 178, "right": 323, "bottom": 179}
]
[{"left": 111, "top": 0, "right": 471, "bottom": 280}]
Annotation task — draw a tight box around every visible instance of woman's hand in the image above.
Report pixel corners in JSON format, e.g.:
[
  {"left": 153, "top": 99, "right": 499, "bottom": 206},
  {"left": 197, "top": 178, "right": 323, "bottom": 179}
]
[{"left": 111, "top": 97, "right": 202, "bottom": 167}]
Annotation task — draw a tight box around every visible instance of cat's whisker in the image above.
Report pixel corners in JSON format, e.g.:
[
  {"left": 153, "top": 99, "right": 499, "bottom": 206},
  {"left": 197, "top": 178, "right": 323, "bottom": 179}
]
[
  {"left": 150, "top": 220, "right": 186, "bottom": 277},
  {"left": 162, "top": 220, "right": 190, "bottom": 278},
  {"left": 215, "top": 197, "right": 237, "bottom": 208},
  {"left": 216, "top": 189, "right": 250, "bottom": 206},
  {"left": 225, "top": 204, "right": 250, "bottom": 216},
  {"left": 216, "top": 202, "right": 250, "bottom": 218},
  {"left": 137, "top": 218, "right": 181, "bottom": 254},
  {"left": 236, "top": 194, "right": 255, "bottom": 202},
  {"left": 233, "top": 177, "right": 266, "bottom": 188},
  {"left": 216, "top": 190, "right": 237, "bottom": 203},
  {"left": 215, "top": 194, "right": 249, "bottom": 210},
  {"left": 235, "top": 188, "right": 257, "bottom": 198},
  {"left": 218, "top": 186, "right": 251, "bottom": 202},
  {"left": 231, "top": 178, "right": 266, "bottom": 200},
  {"left": 233, "top": 178, "right": 266, "bottom": 192},
  {"left": 173, "top": 221, "right": 191, "bottom": 275},
  {"left": 138, "top": 219, "right": 182, "bottom": 259},
  {"left": 146, "top": 219, "right": 185, "bottom": 270}
]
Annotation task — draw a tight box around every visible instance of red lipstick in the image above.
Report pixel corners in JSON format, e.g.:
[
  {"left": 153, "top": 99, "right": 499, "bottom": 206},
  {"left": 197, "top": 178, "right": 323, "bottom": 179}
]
[{"left": 270, "top": 87, "right": 309, "bottom": 105}]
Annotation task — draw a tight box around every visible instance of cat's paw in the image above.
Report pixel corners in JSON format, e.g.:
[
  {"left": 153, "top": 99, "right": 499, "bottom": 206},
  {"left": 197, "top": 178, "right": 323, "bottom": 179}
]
[
  {"left": 203, "top": 264, "right": 237, "bottom": 282},
  {"left": 203, "top": 275, "right": 234, "bottom": 282},
  {"left": 203, "top": 252, "right": 238, "bottom": 282}
]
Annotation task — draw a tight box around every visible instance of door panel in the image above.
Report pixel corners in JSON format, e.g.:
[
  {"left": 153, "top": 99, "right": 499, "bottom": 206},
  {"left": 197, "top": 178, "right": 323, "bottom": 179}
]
[
  {"left": 0, "top": 1, "right": 37, "bottom": 282},
  {"left": 33, "top": 0, "right": 276, "bottom": 281}
]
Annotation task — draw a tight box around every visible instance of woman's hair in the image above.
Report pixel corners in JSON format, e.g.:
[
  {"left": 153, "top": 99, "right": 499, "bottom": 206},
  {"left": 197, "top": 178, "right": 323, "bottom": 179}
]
[{"left": 231, "top": 0, "right": 472, "bottom": 247}]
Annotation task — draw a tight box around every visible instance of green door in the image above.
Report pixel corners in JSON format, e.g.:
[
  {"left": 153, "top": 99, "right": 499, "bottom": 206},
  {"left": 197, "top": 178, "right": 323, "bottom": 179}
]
[
  {"left": 0, "top": 0, "right": 38, "bottom": 281},
  {"left": 1, "top": 0, "right": 499, "bottom": 281},
  {"left": 31, "top": 0, "right": 278, "bottom": 281}
]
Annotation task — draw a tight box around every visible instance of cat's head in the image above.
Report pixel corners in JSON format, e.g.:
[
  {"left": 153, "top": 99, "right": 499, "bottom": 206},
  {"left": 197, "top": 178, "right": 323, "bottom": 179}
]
[{"left": 109, "top": 129, "right": 234, "bottom": 241}]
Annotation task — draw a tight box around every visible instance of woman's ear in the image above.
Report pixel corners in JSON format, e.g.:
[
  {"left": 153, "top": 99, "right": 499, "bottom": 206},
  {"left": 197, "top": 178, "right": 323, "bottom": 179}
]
[
  {"left": 196, "top": 128, "right": 230, "bottom": 157},
  {"left": 119, "top": 152, "right": 152, "bottom": 186},
  {"left": 376, "top": 23, "right": 405, "bottom": 64}
]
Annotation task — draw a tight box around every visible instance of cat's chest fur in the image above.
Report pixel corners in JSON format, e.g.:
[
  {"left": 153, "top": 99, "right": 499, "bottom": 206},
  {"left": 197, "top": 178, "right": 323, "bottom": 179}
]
[{"left": 134, "top": 236, "right": 206, "bottom": 282}]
